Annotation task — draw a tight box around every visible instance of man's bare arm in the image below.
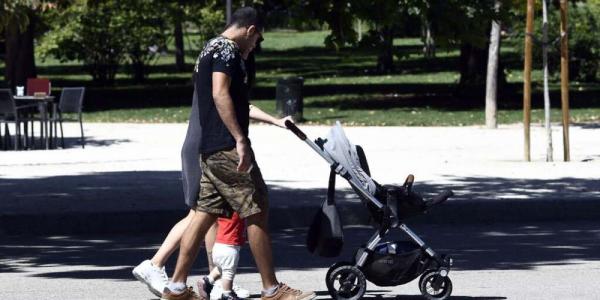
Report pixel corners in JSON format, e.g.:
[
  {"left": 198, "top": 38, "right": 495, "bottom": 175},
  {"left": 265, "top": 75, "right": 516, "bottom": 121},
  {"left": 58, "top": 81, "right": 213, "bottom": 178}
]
[
  {"left": 249, "top": 104, "right": 294, "bottom": 128},
  {"left": 212, "top": 71, "right": 252, "bottom": 172}
]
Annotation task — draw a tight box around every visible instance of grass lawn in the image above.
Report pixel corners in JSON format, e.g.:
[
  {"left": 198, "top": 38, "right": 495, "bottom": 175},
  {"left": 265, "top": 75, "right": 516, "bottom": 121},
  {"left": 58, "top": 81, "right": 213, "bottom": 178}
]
[
  {"left": 78, "top": 105, "right": 600, "bottom": 127},
  {"left": 6, "top": 30, "right": 600, "bottom": 126}
]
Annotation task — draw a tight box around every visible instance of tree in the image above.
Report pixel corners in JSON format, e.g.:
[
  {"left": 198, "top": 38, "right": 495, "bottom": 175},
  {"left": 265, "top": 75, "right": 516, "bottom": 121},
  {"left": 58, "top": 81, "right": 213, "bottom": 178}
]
[
  {"left": 38, "top": 0, "right": 168, "bottom": 84},
  {"left": 119, "top": 1, "right": 168, "bottom": 83},
  {"left": 158, "top": 0, "right": 203, "bottom": 72},
  {"left": 424, "top": 0, "right": 506, "bottom": 92},
  {"left": 172, "top": 2, "right": 187, "bottom": 71},
  {"left": 38, "top": 1, "right": 126, "bottom": 84},
  {"left": 1, "top": 0, "right": 42, "bottom": 89},
  {"left": 353, "top": 0, "right": 411, "bottom": 73},
  {"left": 485, "top": 0, "right": 502, "bottom": 129},
  {"left": 301, "top": 0, "right": 421, "bottom": 73}
]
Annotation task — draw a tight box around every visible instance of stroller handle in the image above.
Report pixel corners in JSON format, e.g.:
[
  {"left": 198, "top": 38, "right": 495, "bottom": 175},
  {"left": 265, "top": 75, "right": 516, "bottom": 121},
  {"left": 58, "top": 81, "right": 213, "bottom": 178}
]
[{"left": 285, "top": 120, "right": 307, "bottom": 140}]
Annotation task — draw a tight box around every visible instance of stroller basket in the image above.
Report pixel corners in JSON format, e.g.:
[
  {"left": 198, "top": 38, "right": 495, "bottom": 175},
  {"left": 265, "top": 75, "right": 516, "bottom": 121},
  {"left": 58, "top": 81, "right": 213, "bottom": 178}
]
[{"left": 358, "top": 241, "right": 428, "bottom": 286}]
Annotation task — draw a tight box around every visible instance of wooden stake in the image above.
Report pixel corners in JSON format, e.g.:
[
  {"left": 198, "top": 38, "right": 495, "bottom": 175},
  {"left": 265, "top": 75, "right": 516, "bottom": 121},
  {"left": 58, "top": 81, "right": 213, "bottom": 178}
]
[
  {"left": 523, "top": 0, "right": 534, "bottom": 162},
  {"left": 559, "top": 0, "right": 571, "bottom": 161}
]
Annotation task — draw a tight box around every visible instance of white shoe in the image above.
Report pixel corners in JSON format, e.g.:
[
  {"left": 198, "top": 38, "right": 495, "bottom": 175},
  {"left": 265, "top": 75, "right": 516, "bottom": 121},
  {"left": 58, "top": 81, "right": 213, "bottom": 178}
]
[
  {"left": 232, "top": 284, "right": 251, "bottom": 298},
  {"left": 132, "top": 259, "right": 168, "bottom": 297},
  {"left": 210, "top": 280, "right": 251, "bottom": 299}
]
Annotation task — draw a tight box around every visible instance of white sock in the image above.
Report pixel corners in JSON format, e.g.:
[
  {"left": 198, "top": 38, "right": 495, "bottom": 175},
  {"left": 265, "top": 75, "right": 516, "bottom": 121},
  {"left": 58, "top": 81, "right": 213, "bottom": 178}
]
[
  {"left": 263, "top": 284, "right": 279, "bottom": 296},
  {"left": 168, "top": 281, "right": 186, "bottom": 293},
  {"left": 206, "top": 275, "right": 216, "bottom": 285}
]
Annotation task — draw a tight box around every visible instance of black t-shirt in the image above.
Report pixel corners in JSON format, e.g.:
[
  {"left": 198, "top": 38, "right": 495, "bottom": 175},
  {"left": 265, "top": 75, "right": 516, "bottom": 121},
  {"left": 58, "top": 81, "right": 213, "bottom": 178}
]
[{"left": 193, "top": 36, "right": 249, "bottom": 154}]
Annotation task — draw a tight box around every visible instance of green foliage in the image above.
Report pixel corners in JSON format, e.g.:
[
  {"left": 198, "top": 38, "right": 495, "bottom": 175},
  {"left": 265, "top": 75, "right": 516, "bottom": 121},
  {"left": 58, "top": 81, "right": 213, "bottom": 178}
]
[
  {"left": 0, "top": 0, "right": 35, "bottom": 31},
  {"left": 38, "top": 2, "right": 125, "bottom": 84},
  {"left": 37, "top": 0, "right": 168, "bottom": 85},
  {"left": 568, "top": 2, "right": 600, "bottom": 81},
  {"left": 511, "top": 1, "right": 600, "bottom": 81},
  {"left": 118, "top": 1, "right": 169, "bottom": 82},
  {"left": 188, "top": 0, "right": 225, "bottom": 48}
]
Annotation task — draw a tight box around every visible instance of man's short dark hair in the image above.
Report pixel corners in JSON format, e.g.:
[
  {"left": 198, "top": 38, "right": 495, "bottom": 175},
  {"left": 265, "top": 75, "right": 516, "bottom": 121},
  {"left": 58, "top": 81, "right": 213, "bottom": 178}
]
[{"left": 226, "top": 7, "right": 264, "bottom": 32}]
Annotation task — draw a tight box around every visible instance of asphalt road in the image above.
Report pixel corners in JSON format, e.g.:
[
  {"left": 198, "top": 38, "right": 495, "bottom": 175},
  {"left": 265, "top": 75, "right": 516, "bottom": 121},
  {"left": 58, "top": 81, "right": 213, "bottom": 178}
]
[{"left": 2, "top": 220, "right": 599, "bottom": 300}]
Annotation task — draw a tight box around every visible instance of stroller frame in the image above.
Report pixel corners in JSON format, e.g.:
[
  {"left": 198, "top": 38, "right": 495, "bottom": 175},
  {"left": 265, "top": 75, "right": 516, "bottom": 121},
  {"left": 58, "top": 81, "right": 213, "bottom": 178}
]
[{"left": 286, "top": 121, "right": 454, "bottom": 300}]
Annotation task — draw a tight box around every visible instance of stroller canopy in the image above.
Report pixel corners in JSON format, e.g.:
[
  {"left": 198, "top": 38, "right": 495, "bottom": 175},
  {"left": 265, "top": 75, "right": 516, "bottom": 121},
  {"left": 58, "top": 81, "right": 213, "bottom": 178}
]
[{"left": 323, "top": 122, "right": 378, "bottom": 195}]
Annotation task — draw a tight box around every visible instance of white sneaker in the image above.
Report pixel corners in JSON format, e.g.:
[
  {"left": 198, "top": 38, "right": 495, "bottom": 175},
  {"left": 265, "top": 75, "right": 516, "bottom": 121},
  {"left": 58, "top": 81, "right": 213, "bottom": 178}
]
[
  {"left": 210, "top": 280, "right": 251, "bottom": 299},
  {"left": 132, "top": 259, "right": 168, "bottom": 297},
  {"left": 232, "top": 284, "right": 250, "bottom": 299}
]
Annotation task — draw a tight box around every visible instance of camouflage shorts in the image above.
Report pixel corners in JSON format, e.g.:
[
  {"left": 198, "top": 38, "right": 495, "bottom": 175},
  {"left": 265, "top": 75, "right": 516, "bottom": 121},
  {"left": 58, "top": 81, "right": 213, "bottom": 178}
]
[{"left": 196, "top": 148, "right": 268, "bottom": 219}]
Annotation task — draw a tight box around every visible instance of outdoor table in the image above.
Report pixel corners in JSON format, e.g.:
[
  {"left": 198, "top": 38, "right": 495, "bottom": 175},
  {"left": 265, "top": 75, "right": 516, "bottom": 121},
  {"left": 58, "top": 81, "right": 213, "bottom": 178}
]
[{"left": 14, "top": 95, "right": 56, "bottom": 149}]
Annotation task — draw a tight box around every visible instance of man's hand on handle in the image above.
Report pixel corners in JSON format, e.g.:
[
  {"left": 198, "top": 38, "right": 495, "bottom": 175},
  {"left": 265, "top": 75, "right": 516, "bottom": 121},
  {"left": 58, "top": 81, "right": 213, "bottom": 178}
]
[{"left": 274, "top": 115, "right": 294, "bottom": 128}]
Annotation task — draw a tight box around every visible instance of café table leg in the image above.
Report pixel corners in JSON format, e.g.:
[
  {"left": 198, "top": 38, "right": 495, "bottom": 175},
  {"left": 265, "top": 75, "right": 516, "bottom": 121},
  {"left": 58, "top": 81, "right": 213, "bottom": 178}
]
[
  {"left": 37, "top": 103, "right": 44, "bottom": 149},
  {"left": 43, "top": 103, "right": 49, "bottom": 149},
  {"left": 50, "top": 103, "right": 57, "bottom": 149}
]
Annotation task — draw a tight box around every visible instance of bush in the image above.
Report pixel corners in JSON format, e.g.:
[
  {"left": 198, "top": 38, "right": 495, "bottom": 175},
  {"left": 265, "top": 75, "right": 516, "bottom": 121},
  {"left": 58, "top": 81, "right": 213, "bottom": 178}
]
[
  {"left": 511, "top": 2, "right": 600, "bottom": 82},
  {"left": 37, "top": 0, "right": 168, "bottom": 85}
]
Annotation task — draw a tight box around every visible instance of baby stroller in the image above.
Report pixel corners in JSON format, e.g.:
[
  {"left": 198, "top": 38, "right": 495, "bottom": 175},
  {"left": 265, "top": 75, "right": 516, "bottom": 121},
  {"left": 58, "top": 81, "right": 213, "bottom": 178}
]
[{"left": 285, "top": 121, "right": 455, "bottom": 300}]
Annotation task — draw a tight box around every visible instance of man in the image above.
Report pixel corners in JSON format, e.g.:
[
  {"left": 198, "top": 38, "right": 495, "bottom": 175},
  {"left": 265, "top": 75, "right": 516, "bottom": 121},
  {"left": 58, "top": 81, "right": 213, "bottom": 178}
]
[{"left": 162, "top": 7, "right": 315, "bottom": 300}]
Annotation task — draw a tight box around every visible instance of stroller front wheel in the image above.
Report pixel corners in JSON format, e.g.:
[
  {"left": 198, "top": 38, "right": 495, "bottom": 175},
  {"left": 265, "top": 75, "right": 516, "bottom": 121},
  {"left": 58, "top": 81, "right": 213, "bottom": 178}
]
[
  {"left": 419, "top": 270, "right": 453, "bottom": 300},
  {"left": 326, "top": 263, "right": 366, "bottom": 300}
]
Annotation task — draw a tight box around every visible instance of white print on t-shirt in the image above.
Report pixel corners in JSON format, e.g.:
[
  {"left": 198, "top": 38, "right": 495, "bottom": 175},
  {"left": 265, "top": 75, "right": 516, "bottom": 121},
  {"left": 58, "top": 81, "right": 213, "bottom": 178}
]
[{"left": 194, "top": 36, "right": 238, "bottom": 73}]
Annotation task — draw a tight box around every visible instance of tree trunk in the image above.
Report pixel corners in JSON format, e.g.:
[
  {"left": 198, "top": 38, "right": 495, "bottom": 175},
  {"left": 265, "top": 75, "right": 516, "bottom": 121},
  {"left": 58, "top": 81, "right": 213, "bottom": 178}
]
[
  {"left": 174, "top": 17, "right": 185, "bottom": 72},
  {"left": 4, "top": 13, "right": 37, "bottom": 90},
  {"left": 132, "top": 59, "right": 146, "bottom": 83},
  {"left": 376, "top": 26, "right": 394, "bottom": 73},
  {"left": 129, "top": 47, "right": 146, "bottom": 83},
  {"left": 559, "top": 0, "right": 570, "bottom": 161},
  {"left": 458, "top": 42, "right": 488, "bottom": 90},
  {"left": 421, "top": 18, "right": 435, "bottom": 59},
  {"left": 485, "top": 1, "right": 501, "bottom": 129}
]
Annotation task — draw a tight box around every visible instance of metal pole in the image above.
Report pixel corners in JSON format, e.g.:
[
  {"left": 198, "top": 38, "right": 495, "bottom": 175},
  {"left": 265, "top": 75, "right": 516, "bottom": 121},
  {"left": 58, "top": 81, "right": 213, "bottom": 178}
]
[
  {"left": 542, "top": 0, "right": 553, "bottom": 162},
  {"left": 523, "top": 0, "right": 534, "bottom": 162},
  {"left": 226, "top": 0, "right": 232, "bottom": 25},
  {"left": 559, "top": 0, "right": 571, "bottom": 161}
]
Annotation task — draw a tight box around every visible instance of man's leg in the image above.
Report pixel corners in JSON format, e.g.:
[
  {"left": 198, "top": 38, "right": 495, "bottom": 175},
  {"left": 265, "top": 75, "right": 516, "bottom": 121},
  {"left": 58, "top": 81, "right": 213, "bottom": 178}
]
[
  {"left": 204, "top": 222, "right": 218, "bottom": 271},
  {"left": 152, "top": 209, "right": 196, "bottom": 268},
  {"left": 133, "top": 209, "right": 196, "bottom": 297},
  {"left": 171, "top": 211, "right": 218, "bottom": 284},
  {"left": 245, "top": 210, "right": 278, "bottom": 289}
]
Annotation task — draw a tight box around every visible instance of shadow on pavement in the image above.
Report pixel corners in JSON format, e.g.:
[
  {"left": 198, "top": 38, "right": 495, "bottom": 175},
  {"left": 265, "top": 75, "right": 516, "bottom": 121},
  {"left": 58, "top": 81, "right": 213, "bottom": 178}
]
[
  {"left": 1, "top": 221, "right": 598, "bottom": 283},
  {"left": 57, "top": 137, "right": 132, "bottom": 149},
  {"left": 1, "top": 171, "right": 598, "bottom": 233},
  {"left": 1, "top": 170, "right": 599, "bottom": 290}
]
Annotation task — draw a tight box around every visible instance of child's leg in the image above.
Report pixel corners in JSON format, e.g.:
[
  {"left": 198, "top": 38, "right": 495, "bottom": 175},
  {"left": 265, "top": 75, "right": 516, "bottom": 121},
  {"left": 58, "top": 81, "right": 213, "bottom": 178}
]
[
  {"left": 212, "top": 243, "right": 241, "bottom": 294},
  {"left": 207, "top": 266, "right": 222, "bottom": 283}
]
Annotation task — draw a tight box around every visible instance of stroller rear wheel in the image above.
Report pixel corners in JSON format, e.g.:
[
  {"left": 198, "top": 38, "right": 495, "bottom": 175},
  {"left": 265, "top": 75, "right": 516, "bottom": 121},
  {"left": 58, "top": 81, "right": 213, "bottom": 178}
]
[
  {"left": 326, "top": 263, "right": 366, "bottom": 300},
  {"left": 419, "top": 270, "right": 453, "bottom": 300}
]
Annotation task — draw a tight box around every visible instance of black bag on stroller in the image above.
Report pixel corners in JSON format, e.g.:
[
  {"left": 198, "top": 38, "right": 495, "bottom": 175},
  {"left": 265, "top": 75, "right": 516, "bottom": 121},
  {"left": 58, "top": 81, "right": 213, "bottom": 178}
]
[{"left": 306, "top": 169, "right": 344, "bottom": 257}]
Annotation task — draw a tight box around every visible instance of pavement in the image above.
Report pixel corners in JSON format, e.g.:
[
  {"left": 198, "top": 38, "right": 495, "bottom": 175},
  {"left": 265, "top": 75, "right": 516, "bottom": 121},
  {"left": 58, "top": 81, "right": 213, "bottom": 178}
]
[
  {"left": 1, "top": 220, "right": 599, "bottom": 299},
  {"left": 1, "top": 122, "right": 599, "bottom": 234}
]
